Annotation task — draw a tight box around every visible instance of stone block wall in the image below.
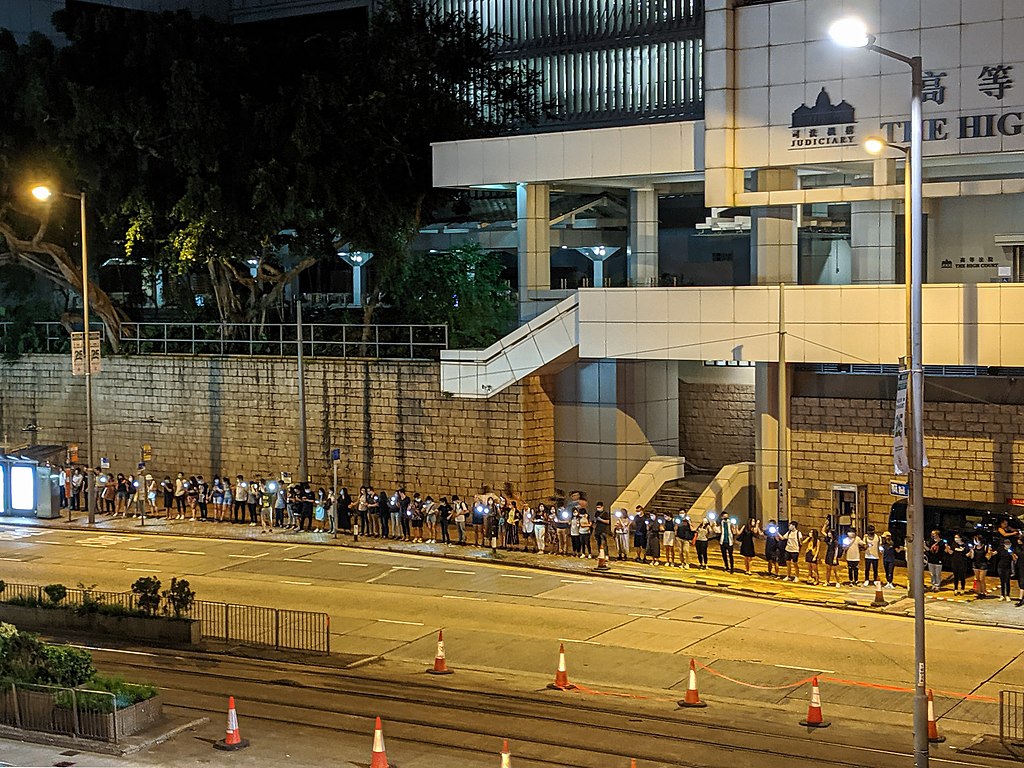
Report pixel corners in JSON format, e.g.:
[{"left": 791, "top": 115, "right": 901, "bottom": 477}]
[
  {"left": 0, "top": 355, "right": 555, "bottom": 503},
  {"left": 678, "top": 381, "right": 756, "bottom": 470},
  {"left": 789, "top": 397, "right": 1024, "bottom": 530}
]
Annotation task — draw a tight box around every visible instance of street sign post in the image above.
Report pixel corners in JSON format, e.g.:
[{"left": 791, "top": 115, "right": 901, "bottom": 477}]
[
  {"left": 890, "top": 480, "right": 909, "bottom": 498},
  {"left": 142, "top": 443, "right": 152, "bottom": 463},
  {"left": 70, "top": 331, "right": 102, "bottom": 376}
]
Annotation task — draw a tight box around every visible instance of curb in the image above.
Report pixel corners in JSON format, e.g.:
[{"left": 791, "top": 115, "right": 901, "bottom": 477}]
[
  {"left": 2, "top": 520, "right": 1014, "bottom": 632},
  {"left": 0, "top": 716, "right": 208, "bottom": 757}
]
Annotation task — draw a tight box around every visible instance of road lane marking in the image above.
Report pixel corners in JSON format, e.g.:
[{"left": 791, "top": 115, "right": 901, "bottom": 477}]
[
  {"left": 393, "top": 566, "right": 420, "bottom": 571},
  {"left": 832, "top": 636, "right": 876, "bottom": 643},
  {"left": 338, "top": 562, "right": 370, "bottom": 567},
  {"left": 377, "top": 619, "right": 425, "bottom": 626},
  {"left": 623, "top": 585, "right": 662, "bottom": 591},
  {"left": 559, "top": 638, "right": 602, "bottom": 646},
  {"left": 177, "top": 550, "right": 206, "bottom": 556},
  {"left": 283, "top": 558, "right": 314, "bottom": 563},
  {"left": 445, "top": 569, "right": 476, "bottom": 575},
  {"left": 367, "top": 567, "right": 401, "bottom": 584},
  {"left": 228, "top": 553, "right": 269, "bottom": 559},
  {"left": 561, "top": 579, "right": 592, "bottom": 584},
  {"left": 126, "top": 568, "right": 161, "bottom": 573},
  {"left": 442, "top": 595, "right": 485, "bottom": 601},
  {"left": 776, "top": 664, "right": 836, "bottom": 674},
  {"left": 0, "top": 557, "right": 23, "bottom": 562},
  {"left": 500, "top": 574, "right": 533, "bottom": 580},
  {"left": 71, "top": 645, "right": 159, "bottom": 657},
  {"left": 628, "top": 613, "right": 657, "bottom": 618},
  {"left": 282, "top": 581, "right": 313, "bottom": 586},
  {"left": 129, "top": 547, "right": 158, "bottom": 552}
]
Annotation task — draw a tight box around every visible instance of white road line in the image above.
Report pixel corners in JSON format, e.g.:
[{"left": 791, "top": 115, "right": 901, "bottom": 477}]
[
  {"left": 282, "top": 580, "right": 313, "bottom": 586},
  {"left": 559, "top": 638, "right": 602, "bottom": 646},
  {"left": 627, "top": 612, "right": 657, "bottom": 618},
  {"left": 177, "top": 550, "right": 206, "bottom": 556},
  {"left": 561, "top": 579, "right": 592, "bottom": 584},
  {"left": 0, "top": 557, "right": 23, "bottom": 562},
  {"left": 71, "top": 645, "right": 159, "bottom": 657},
  {"left": 623, "top": 585, "right": 662, "bottom": 591},
  {"left": 832, "top": 636, "right": 877, "bottom": 644},
  {"left": 445, "top": 569, "right": 476, "bottom": 575},
  {"left": 393, "top": 566, "right": 420, "bottom": 571},
  {"left": 126, "top": 568, "right": 161, "bottom": 573},
  {"left": 775, "top": 664, "right": 836, "bottom": 674},
  {"left": 442, "top": 595, "right": 485, "bottom": 601},
  {"left": 282, "top": 545, "right": 300, "bottom": 551},
  {"left": 500, "top": 573, "right": 533, "bottom": 579},
  {"left": 227, "top": 553, "right": 269, "bottom": 559},
  {"left": 338, "top": 562, "right": 370, "bottom": 567},
  {"left": 377, "top": 619, "right": 425, "bottom": 626},
  {"left": 283, "top": 558, "right": 314, "bottom": 563},
  {"left": 129, "top": 547, "right": 158, "bottom": 552}
]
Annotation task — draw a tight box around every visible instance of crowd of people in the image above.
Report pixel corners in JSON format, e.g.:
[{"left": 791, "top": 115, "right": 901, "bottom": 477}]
[{"left": 55, "top": 466, "right": 1024, "bottom": 603}]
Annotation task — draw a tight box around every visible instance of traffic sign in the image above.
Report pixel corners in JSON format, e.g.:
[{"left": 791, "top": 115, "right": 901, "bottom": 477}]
[
  {"left": 100, "top": 457, "right": 110, "bottom": 469},
  {"left": 138, "top": 462, "right": 146, "bottom": 471},
  {"left": 70, "top": 331, "right": 102, "bottom": 376},
  {"left": 331, "top": 448, "right": 341, "bottom": 462},
  {"left": 889, "top": 481, "right": 909, "bottom": 498},
  {"left": 141, "top": 443, "right": 152, "bottom": 462},
  {"left": 68, "top": 444, "right": 79, "bottom": 463}
]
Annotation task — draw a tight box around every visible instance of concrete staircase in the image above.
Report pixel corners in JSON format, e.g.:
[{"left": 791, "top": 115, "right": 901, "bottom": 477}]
[{"left": 644, "top": 475, "right": 715, "bottom": 518}]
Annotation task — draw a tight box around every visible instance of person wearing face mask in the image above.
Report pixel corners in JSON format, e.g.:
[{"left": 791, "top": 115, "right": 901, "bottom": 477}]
[
  {"left": 947, "top": 533, "right": 971, "bottom": 596},
  {"left": 972, "top": 533, "right": 992, "bottom": 598},
  {"left": 996, "top": 537, "right": 1015, "bottom": 601}
]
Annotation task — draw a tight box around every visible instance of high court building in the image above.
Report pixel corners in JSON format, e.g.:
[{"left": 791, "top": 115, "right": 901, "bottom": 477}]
[{"left": 3, "top": 0, "right": 1023, "bottom": 532}]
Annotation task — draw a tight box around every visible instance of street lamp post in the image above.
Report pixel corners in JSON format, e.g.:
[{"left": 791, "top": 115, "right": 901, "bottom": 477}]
[
  {"left": 830, "top": 19, "right": 928, "bottom": 767},
  {"left": 31, "top": 186, "right": 96, "bottom": 525}
]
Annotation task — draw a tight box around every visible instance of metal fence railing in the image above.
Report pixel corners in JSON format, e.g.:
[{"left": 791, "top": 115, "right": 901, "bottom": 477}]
[
  {"left": 0, "top": 581, "right": 330, "bottom": 655},
  {"left": 0, "top": 680, "right": 119, "bottom": 742},
  {"left": 0, "top": 321, "right": 448, "bottom": 360},
  {"left": 1001, "top": 690, "right": 1024, "bottom": 745}
]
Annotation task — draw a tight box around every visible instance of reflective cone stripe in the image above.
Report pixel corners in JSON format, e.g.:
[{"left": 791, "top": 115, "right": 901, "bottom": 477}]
[
  {"left": 927, "top": 689, "right": 946, "bottom": 743},
  {"left": 547, "top": 643, "right": 574, "bottom": 689},
  {"left": 872, "top": 581, "right": 886, "bottom": 606},
  {"left": 596, "top": 546, "right": 610, "bottom": 570},
  {"left": 500, "top": 738, "right": 512, "bottom": 768},
  {"left": 371, "top": 716, "right": 389, "bottom": 768},
  {"left": 428, "top": 629, "right": 454, "bottom": 674},
  {"left": 678, "top": 658, "right": 707, "bottom": 708},
  {"left": 799, "top": 677, "right": 830, "bottom": 728},
  {"left": 225, "top": 698, "right": 240, "bottom": 744}
]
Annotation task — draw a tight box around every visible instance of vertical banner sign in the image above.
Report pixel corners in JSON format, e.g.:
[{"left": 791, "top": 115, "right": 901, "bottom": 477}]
[
  {"left": 71, "top": 332, "right": 85, "bottom": 376},
  {"left": 893, "top": 372, "right": 910, "bottom": 476}
]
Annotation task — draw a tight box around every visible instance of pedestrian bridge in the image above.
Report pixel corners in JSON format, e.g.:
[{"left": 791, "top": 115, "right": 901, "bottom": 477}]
[{"left": 440, "top": 283, "right": 1024, "bottom": 398}]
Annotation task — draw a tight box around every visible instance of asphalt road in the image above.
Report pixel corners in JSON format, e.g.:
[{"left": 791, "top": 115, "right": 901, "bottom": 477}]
[{"left": 0, "top": 525, "right": 1022, "bottom": 751}]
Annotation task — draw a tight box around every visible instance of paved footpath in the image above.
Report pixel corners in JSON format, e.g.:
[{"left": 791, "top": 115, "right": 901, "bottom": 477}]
[{"left": 8, "top": 512, "right": 1024, "bottom": 630}]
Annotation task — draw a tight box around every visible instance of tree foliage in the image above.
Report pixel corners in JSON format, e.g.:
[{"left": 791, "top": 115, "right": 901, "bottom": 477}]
[
  {"left": 395, "top": 242, "right": 515, "bottom": 348},
  {"left": 0, "top": 0, "right": 541, "bottom": 337}
]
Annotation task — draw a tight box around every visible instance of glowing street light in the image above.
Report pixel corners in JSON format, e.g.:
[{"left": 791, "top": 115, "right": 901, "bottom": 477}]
[{"left": 828, "top": 17, "right": 873, "bottom": 49}]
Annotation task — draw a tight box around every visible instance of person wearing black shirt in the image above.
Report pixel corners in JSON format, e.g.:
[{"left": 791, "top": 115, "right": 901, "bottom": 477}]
[
  {"left": 593, "top": 502, "right": 611, "bottom": 555},
  {"left": 438, "top": 497, "right": 453, "bottom": 545}
]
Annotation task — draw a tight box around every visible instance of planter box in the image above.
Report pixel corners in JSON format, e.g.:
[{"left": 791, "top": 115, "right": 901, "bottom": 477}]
[
  {"left": 0, "top": 604, "right": 201, "bottom": 645},
  {"left": 0, "top": 684, "right": 162, "bottom": 742}
]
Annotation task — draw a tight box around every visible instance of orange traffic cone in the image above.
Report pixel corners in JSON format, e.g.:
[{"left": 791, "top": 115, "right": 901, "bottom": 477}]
[
  {"left": 927, "top": 689, "right": 946, "bottom": 743},
  {"left": 595, "top": 545, "right": 610, "bottom": 571},
  {"left": 500, "top": 738, "right": 512, "bottom": 768},
  {"left": 213, "top": 696, "right": 250, "bottom": 750},
  {"left": 872, "top": 581, "right": 886, "bottom": 607},
  {"left": 371, "top": 716, "right": 390, "bottom": 768},
  {"left": 799, "top": 677, "right": 831, "bottom": 728},
  {"left": 427, "top": 629, "right": 454, "bottom": 675},
  {"left": 630, "top": 760, "right": 637, "bottom": 768},
  {"left": 677, "top": 658, "right": 707, "bottom": 708},
  {"left": 547, "top": 643, "right": 576, "bottom": 690}
]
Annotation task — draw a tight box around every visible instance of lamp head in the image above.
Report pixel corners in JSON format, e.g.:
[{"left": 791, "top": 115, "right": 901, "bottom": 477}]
[
  {"left": 863, "top": 136, "right": 888, "bottom": 156},
  {"left": 829, "top": 17, "right": 874, "bottom": 49},
  {"left": 30, "top": 185, "right": 53, "bottom": 202}
]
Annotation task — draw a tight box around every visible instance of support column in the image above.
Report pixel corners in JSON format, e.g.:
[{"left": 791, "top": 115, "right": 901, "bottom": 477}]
[
  {"left": 850, "top": 201, "right": 897, "bottom": 284},
  {"left": 577, "top": 246, "right": 620, "bottom": 288},
  {"left": 517, "top": 182, "right": 551, "bottom": 322},
  {"left": 628, "top": 188, "right": 659, "bottom": 286}
]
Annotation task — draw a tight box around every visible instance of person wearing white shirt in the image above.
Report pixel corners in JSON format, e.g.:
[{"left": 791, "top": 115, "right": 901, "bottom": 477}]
[
  {"left": 781, "top": 522, "right": 804, "bottom": 582},
  {"left": 862, "top": 526, "right": 882, "bottom": 586},
  {"left": 843, "top": 532, "right": 866, "bottom": 585}
]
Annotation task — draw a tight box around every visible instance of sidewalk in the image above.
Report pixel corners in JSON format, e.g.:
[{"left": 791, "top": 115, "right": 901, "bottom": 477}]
[{"left": 7, "top": 513, "right": 1024, "bottom": 630}]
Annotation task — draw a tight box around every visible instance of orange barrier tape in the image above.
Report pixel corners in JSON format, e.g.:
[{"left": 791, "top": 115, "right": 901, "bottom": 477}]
[{"left": 560, "top": 660, "right": 998, "bottom": 705}]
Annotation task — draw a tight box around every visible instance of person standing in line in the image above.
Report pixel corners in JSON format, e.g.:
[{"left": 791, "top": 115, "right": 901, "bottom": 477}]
[
  {"left": 996, "top": 537, "right": 1015, "bottom": 601},
  {"left": 532, "top": 504, "right": 546, "bottom": 554},
  {"left": 196, "top": 475, "right": 209, "bottom": 521},
  {"left": 1014, "top": 537, "right": 1024, "bottom": 607},
  {"left": 843, "top": 530, "right": 865, "bottom": 586},
  {"left": 676, "top": 513, "right": 693, "bottom": 568},
  {"left": 210, "top": 476, "right": 224, "bottom": 521},
  {"left": 337, "top": 488, "right": 352, "bottom": 533},
  {"left": 662, "top": 515, "right": 677, "bottom": 567},
  {"left": 71, "top": 467, "right": 84, "bottom": 511},
  {"left": 593, "top": 502, "right": 611, "bottom": 556},
  {"left": 880, "top": 531, "right": 901, "bottom": 589},
  {"left": 274, "top": 483, "right": 287, "bottom": 529},
  {"left": 185, "top": 476, "right": 198, "bottom": 521},
  {"left": 822, "top": 523, "right": 841, "bottom": 587},
  {"left": 611, "top": 510, "right": 628, "bottom": 560},
  {"left": 453, "top": 495, "right": 468, "bottom": 545},
  {"left": 736, "top": 517, "right": 760, "bottom": 575},
  {"left": 145, "top": 474, "right": 158, "bottom": 517},
  {"left": 803, "top": 528, "right": 822, "bottom": 585},
  {"left": 972, "top": 533, "right": 992, "bottom": 598},
  {"left": 946, "top": 534, "right": 970, "bottom": 596},
  {"left": 377, "top": 489, "right": 390, "bottom": 539},
  {"left": 170, "top": 472, "right": 184, "bottom": 519},
  {"left": 357, "top": 487, "right": 369, "bottom": 535},
  {"left": 764, "top": 520, "right": 781, "bottom": 578},
  {"left": 506, "top": 502, "right": 521, "bottom": 550},
  {"left": 520, "top": 504, "right": 534, "bottom": 552},
  {"left": 862, "top": 525, "right": 882, "bottom": 586},
  {"left": 230, "top": 475, "right": 245, "bottom": 524},
  {"left": 438, "top": 496, "right": 453, "bottom": 545},
  {"left": 694, "top": 514, "right": 713, "bottom": 569},
  {"left": 247, "top": 479, "right": 260, "bottom": 526},
  {"left": 58, "top": 466, "right": 68, "bottom": 510},
  {"left": 555, "top": 505, "right": 572, "bottom": 555},
  {"left": 646, "top": 516, "right": 662, "bottom": 566},
  {"left": 925, "top": 530, "right": 945, "bottom": 592},
  {"left": 781, "top": 522, "right": 803, "bottom": 582},
  {"left": 714, "top": 514, "right": 738, "bottom": 574},
  {"left": 578, "top": 507, "right": 593, "bottom": 558},
  {"left": 569, "top": 508, "right": 582, "bottom": 556},
  {"left": 260, "top": 481, "right": 275, "bottom": 531},
  {"left": 631, "top": 507, "right": 648, "bottom": 563}
]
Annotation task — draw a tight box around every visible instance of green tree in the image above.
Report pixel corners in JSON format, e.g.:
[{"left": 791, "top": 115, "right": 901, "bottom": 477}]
[{"left": 396, "top": 243, "right": 514, "bottom": 348}]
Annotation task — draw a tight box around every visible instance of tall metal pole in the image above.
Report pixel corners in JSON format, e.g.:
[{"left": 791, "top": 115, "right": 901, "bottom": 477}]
[
  {"left": 80, "top": 192, "right": 96, "bottom": 526},
  {"left": 296, "top": 299, "right": 308, "bottom": 482},
  {"left": 777, "top": 282, "right": 788, "bottom": 525},
  {"left": 908, "top": 56, "right": 928, "bottom": 768}
]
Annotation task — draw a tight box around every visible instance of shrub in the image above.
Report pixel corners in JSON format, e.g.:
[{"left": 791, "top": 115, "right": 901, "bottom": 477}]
[
  {"left": 5, "top": 594, "right": 42, "bottom": 608},
  {"left": 130, "top": 576, "right": 162, "bottom": 616},
  {"left": 43, "top": 584, "right": 68, "bottom": 605},
  {"left": 0, "top": 629, "right": 46, "bottom": 683},
  {"left": 39, "top": 644, "right": 95, "bottom": 688},
  {"left": 162, "top": 578, "right": 195, "bottom": 618},
  {"left": 85, "top": 674, "right": 158, "bottom": 709}
]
